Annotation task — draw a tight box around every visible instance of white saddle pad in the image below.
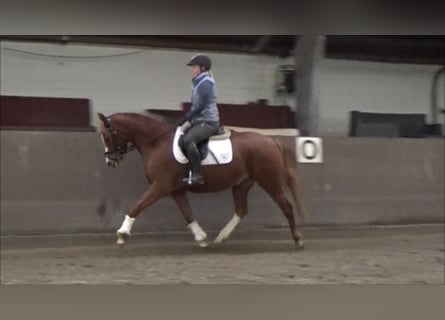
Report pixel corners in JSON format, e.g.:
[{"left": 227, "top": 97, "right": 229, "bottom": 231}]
[{"left": 172, "top": 127, "right": 233, "bottom": 165}]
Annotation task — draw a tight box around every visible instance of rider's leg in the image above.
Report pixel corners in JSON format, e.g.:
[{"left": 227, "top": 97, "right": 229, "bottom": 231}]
[
  {"left": 182, "top": 121, "right": 219, "bottom": 185},
  {"left": 185, "top": 141, "right": 204, "bottom": 184}
]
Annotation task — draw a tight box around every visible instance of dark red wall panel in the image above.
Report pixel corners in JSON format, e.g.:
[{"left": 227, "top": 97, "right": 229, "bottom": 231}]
[{"left": 1, "top": 95, "right": 93, "bottom": 131}]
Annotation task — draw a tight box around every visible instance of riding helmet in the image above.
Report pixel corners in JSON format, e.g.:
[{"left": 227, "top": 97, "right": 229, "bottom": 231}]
[{"left": 187, "top": 54, "right": 212, "bottom": 70}]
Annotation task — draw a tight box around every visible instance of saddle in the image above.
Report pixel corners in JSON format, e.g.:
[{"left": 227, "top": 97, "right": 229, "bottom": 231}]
[{"left": 178, "top": 126, "right": 231, "bottom": 160}]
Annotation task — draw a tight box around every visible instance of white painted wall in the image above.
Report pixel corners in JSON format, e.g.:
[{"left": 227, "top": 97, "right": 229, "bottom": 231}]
[
  {"left": 316, "top": 58, "right": 444, "bottom": 135},
  {"left": 1, "top": 41, "right": 442, "bottom": 135},
  {"left": 0, "top": 41, "right": 287, "bottom": 128}
]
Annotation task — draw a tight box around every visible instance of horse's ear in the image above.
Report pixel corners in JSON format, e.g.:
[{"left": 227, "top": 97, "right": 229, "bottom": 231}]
[
  {"left": 97, "top": 112, "right": 107, "bottom": 122},
  {"left": 97, "top": 112, "right": 110, "bottom": 128}
]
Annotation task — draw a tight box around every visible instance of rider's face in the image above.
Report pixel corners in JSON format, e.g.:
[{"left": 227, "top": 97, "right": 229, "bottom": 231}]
[{"left": 191, "top": 65, "right": 201, "bottom": 78}]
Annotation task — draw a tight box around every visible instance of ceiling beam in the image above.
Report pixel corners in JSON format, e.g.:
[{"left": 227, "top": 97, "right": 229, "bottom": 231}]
[{"left": 251, "top": 35, "right": 273, "bottom": 54}]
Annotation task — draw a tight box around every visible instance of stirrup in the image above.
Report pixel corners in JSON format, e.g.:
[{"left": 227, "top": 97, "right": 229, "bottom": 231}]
[{"left": 183, "top": 171, "right": 204, "bottom": 185}]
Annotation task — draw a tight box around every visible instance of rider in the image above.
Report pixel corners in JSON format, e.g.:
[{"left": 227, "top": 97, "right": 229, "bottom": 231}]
[{"left": 177, "top": 54, "right": 221, "bottom": 185}]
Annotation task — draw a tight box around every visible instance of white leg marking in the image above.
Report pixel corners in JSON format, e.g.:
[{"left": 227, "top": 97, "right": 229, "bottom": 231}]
[
  {"left": 116, "top": 215, "right": 135, "bottom": 246},
  {"left": 117, "top": 215, "right": 135, "bottom": 235},
  {"left": 214, "top": 214, "right": 241, "bottom": 243},
  {"left": 188, "top": 221, "right": 208, "bottom": 247}
]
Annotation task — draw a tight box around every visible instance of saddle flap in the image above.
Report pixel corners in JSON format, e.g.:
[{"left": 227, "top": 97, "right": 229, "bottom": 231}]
[{"left": 173, "top": 127, "right": 233, "bottom": 166}]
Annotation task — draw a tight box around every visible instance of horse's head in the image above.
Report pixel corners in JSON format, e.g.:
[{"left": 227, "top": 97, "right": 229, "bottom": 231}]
[{"left": 97, "top": 113, "right": 133, "bottom": 168}]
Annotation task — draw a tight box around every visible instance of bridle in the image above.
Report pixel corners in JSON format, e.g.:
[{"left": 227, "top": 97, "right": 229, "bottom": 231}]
[
  {"left": 102, "top": 116, "right": 173, "bottom": 161},
  {"left": 102, "top": 117, "right": 135, "bottom": 161}
]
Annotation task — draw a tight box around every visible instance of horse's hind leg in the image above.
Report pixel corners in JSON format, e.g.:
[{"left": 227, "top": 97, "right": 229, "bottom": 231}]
[
  {"left": 257, "top": 181, "right": 304, "bottom": 249},
  {"left": 271, "top": 191, "right": 304, "bottom": 248},
  {"left": 171, "top": 191, "right": 208, "bottom": 248},
  {"left": 214, "top": 178, "right": 254, "bottom": 244}
]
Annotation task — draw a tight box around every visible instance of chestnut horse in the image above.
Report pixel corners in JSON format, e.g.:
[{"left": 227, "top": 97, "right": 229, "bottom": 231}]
[{"left": 97, "top": 112, "right": 307, "bottom": 248}]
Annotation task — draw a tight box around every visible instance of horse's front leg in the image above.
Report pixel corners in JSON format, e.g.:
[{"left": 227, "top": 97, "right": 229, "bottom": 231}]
[
  {"left": 116, "top": 183, "right": 165, "bottom": 246},
  {"left": 171, "top": 191, "right": 208, "bottom": 248}
]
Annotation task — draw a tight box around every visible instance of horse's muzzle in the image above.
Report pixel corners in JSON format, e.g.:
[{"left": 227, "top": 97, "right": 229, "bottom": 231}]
[{"left": 106, "top": 157, "right": 119, "bottom": 168}]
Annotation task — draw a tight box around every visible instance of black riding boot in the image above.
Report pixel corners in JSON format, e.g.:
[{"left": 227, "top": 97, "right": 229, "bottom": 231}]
[{"left": 183, "top": 142, "right": 204, "bottom": 185}]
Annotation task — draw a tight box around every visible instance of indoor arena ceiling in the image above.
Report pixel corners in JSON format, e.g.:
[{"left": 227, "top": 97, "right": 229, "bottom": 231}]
[{"left": 1, "top": 35, "right": 444, "bottom": 65}]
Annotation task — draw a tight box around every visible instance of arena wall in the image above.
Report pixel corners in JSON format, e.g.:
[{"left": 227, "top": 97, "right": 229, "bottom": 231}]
[{"left": 1, "top": 131, "right": 443, "bottom": 235}]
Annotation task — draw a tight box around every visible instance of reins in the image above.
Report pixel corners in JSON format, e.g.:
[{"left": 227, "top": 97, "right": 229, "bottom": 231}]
[{"left": 104, "top": 116, "right": 174, "bottom": 158}]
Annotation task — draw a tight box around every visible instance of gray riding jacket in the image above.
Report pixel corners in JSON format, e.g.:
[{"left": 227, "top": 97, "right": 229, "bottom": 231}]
[{"left": 185, "top": 72, "right": 220, "bottom": 124}]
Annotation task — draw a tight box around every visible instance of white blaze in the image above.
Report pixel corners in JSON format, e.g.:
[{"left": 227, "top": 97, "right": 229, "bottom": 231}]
[
  {"left": 100, "top": 134, "right": 107, "bottom": 150},
  {"left": 101, "top": 134, "right": 110, "bottom": 164}
]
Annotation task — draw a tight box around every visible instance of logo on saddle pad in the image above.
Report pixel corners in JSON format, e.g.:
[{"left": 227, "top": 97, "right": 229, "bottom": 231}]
[{"left": 172, "top": 127, "right": 233, "bottom": 165}]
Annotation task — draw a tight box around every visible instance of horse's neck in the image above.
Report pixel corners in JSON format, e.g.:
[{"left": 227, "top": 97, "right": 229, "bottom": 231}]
[{"left": 115, "top": 113, "right": 169, "bottom": 149}]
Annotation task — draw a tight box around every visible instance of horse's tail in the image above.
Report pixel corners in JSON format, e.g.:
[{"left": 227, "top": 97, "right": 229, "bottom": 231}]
[{"left": 273, "top": 137, "right": 308, "bottom": 221}]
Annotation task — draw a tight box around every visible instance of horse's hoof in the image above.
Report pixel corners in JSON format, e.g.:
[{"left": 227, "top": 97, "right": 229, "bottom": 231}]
[
  {"left": 213, "top": 236, "right": 225, "bottom": 244},
  {"left": 198, "top": 239, "right": 209, "bottom": 248},
  {"left": 295, "top": 239, "right": 304, "bottom": 250},
  {"left": 116, "top": 233, "right": 128, "bottom": 247}
]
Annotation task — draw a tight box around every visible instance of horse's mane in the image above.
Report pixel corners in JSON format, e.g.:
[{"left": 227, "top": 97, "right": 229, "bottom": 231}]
[
  {"left": 109, "top": 112, "right": 174, "bottom": 144},
  {"left": 113, "top": 111, "right": 155, "bottom": 120},
  {"left": 113, "top": 112, "right": 169, "bottom": 127}
]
